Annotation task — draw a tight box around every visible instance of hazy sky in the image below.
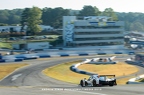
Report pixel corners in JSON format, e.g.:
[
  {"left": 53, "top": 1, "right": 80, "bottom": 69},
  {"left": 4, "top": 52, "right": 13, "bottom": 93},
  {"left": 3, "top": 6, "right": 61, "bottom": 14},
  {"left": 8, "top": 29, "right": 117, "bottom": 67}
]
[{"left": 0, "top": 0, "right": 144, "bottom": 13}]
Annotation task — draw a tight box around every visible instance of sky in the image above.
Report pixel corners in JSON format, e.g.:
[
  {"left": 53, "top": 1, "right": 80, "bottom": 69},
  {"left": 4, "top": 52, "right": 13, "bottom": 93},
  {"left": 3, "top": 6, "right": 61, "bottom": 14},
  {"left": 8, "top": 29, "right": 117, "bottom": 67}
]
[{"left": 0, "top": 0, "right": 144, "bottom": 13}]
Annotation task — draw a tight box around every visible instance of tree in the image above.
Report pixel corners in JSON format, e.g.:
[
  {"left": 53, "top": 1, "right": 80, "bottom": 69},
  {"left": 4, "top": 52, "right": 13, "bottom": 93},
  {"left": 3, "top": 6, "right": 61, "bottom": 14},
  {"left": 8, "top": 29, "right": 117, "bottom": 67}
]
[
  {"left": 8, "top": 15, "right": 20, "bottom": 25},
  {"left": 41, "top": 7, "right": 69, "bottom": 28},
  {"left": 27, "top": 7, "right": 42, "bottom": 35},
  {"left": 0, "top": 10, "right": 9, "bottom": 23},
  {"left": 102, "top": 8, "right": 118, "bottom": 21},
  {"left": 21, "top": 8, "right": 31, "bottom": 32},
  {"left": 41, "top": 7, "right": 53, "bottom": 25},
  {"left": 125, "top": 21, "right": 130, "bottom": 31},
  {"left": 130, "top": 22, "right": 144, "bottom": 32},
  {"left": 21, "top": 7, "right": 42, "bottom": 35},
  {"left": 79, "top": 5, "right": 100, "bottom": 16}
]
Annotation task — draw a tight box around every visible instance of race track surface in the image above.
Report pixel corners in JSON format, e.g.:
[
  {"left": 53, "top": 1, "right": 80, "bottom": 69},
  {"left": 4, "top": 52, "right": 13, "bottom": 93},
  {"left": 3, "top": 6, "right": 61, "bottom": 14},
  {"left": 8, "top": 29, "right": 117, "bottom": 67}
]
[{"left": 0, "top": 55, "right": 144, "bottom": 95}]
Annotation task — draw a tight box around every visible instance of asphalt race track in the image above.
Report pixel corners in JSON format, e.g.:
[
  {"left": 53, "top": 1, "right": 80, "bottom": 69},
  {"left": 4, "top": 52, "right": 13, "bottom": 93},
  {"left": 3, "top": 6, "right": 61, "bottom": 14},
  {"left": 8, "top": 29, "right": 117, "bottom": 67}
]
[{"left": 0, "top": 55, "right": 144, "bottom": 95}]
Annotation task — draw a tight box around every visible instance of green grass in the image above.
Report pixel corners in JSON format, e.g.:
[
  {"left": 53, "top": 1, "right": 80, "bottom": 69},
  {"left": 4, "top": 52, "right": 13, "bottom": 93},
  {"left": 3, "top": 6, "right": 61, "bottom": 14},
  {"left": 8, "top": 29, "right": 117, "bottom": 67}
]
[{"left": 0, "top": 42, "right": 12, "bottom": 49}]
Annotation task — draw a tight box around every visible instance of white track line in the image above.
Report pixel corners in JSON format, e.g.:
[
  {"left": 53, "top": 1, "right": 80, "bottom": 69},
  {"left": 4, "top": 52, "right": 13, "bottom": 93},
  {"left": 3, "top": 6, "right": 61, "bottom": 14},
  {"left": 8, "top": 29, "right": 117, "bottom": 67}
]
[{"left": 11, "top": 73, "right": 22, "bottom": 81}]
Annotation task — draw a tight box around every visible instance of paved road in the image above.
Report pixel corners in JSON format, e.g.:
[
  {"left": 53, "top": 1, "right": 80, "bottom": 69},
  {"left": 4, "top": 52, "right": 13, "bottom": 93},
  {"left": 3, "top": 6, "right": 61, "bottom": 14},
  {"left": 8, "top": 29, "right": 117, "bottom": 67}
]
[
  {"left": 0, "top": 84, "right": 144, "bottom": 95},
  {"left": 0, "top": 55, "right": 143, "bottom": 95}
]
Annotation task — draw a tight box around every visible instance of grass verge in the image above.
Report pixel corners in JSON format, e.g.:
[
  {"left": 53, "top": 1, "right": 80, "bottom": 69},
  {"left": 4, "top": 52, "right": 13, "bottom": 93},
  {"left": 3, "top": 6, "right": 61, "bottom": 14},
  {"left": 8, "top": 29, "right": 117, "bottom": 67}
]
[
  {"left": 43, "top": 60, "right": 138, "bottom": 85},
  {"left": 0, "top": 63, "right": 28, "bottom": 80},
  {"left": 78, "top": 62, "right": 138, "bottom": 77},
  {"left": 0, "top": 42, "right": 12, "bottom": 49}
]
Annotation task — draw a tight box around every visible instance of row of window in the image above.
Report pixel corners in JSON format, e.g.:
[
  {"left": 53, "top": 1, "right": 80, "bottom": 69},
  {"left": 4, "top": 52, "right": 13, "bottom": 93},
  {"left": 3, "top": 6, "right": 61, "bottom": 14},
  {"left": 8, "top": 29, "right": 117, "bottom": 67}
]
[
  {"left": 74, "top": 31, "right": 123, "bottom": 34},
  {"left": 74, "top": 26, "right": 123, "bottom": 29},
  {"left": 66, "top": 42, "right": 123, "bottom": 46},
  {"left": 74, "top": 37, "right": 124, "bottom": 41}
]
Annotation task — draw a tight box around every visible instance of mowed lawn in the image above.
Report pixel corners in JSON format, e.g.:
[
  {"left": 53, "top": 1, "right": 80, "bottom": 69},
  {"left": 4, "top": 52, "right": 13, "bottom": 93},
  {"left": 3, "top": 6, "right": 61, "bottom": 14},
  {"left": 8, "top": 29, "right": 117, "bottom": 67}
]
[
  {"left": 0, "top": 63, "right": 28, "bottom": 80},
  {"left": 43, "top": 61, "right": 138, "bottom": 85}
]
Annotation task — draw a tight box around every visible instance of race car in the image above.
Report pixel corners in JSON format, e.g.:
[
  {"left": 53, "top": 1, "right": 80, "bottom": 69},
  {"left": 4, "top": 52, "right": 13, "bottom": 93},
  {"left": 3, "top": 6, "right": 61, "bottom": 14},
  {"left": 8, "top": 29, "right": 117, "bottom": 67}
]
[{"left": 80, "top": 74, "right": 117, "bottom": 87}]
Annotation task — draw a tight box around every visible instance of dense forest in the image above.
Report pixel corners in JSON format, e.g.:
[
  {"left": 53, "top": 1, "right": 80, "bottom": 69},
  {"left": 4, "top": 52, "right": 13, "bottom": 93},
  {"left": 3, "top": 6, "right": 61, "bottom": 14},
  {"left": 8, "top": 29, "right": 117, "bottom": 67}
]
[{"left": 0, "top": 5, "right": 144, "bottom": 32}]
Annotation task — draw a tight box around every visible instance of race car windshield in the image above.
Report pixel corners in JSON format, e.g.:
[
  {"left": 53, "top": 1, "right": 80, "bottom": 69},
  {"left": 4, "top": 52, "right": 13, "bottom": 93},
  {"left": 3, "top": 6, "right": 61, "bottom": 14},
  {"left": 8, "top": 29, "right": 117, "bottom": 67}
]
[{"left": 99, "top": 76, "right": 106, "bottom": 81}]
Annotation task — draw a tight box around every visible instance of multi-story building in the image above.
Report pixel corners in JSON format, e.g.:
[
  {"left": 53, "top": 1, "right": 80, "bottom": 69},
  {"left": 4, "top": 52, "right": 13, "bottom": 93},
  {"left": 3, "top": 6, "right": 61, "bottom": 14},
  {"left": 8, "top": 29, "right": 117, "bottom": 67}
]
[{"left": 63, "top": 16, "right": 125, "bottom": 48}]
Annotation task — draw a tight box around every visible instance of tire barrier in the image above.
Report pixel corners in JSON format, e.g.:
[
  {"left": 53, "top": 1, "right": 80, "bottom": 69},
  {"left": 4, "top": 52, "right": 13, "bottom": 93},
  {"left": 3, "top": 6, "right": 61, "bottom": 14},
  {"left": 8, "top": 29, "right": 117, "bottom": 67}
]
[
  {"left": 23, "top": 56, "right": 39, "bottom": 60},
  {"left": 127, "top": 74, "right": 144, "bottom": 84},
  {"left": 70, "top": 58, "right": 117, "bottom": 75},
  {"left": 79, "top": 53, "right": 89, "bottom": 56},
  {"left": 125, "top": 59, "right": 144, "bottom": 84},
  {"left": 97, "top": 53, "right": 106, "bottom": 55},
  {"left": 60, "top": 54, "right": 69, "bottom": 57},
  {"left": 70, "top": 59, "right": 96, "bottom": 75},
  {"left": 128, "top": 51, "right": 135, "bottom": 55},
  {"left": 1, "top": 50, "right": 135, "bottom": 63},
  {"left": 15, "top": 55, "right": 39, "bottom": 60},
  {"left": 0, "top": 58, "right": 23, "bottom": 63},
  {"left": 115, "top": 52, "right": 123, "bottom": 54},
  {"left": 0, "top": 59, "right": 6, "bottom": 62},
  {"left": 38, "top": 55, "right": 51, "bottom": 58},
  {"left": 125, "top": 61, "right": 144, "bottom": 68},
  {"left": 70, "top": 65, "right": 96, "bottom": 75}
]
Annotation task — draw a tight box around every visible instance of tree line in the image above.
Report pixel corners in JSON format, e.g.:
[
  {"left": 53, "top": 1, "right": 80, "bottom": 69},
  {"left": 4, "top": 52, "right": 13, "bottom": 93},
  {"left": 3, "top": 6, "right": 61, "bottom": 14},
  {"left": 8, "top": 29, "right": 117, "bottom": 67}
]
[{"left": 0, "top": 5, "right": 144, "bottom": 33}]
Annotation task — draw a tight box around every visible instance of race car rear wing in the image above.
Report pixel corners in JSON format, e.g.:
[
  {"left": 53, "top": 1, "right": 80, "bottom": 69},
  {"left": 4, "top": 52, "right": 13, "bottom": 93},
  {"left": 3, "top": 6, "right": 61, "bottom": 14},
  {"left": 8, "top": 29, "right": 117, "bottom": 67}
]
[{"left": 99, "top": 75, "right": 116, "bottom": 77}]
